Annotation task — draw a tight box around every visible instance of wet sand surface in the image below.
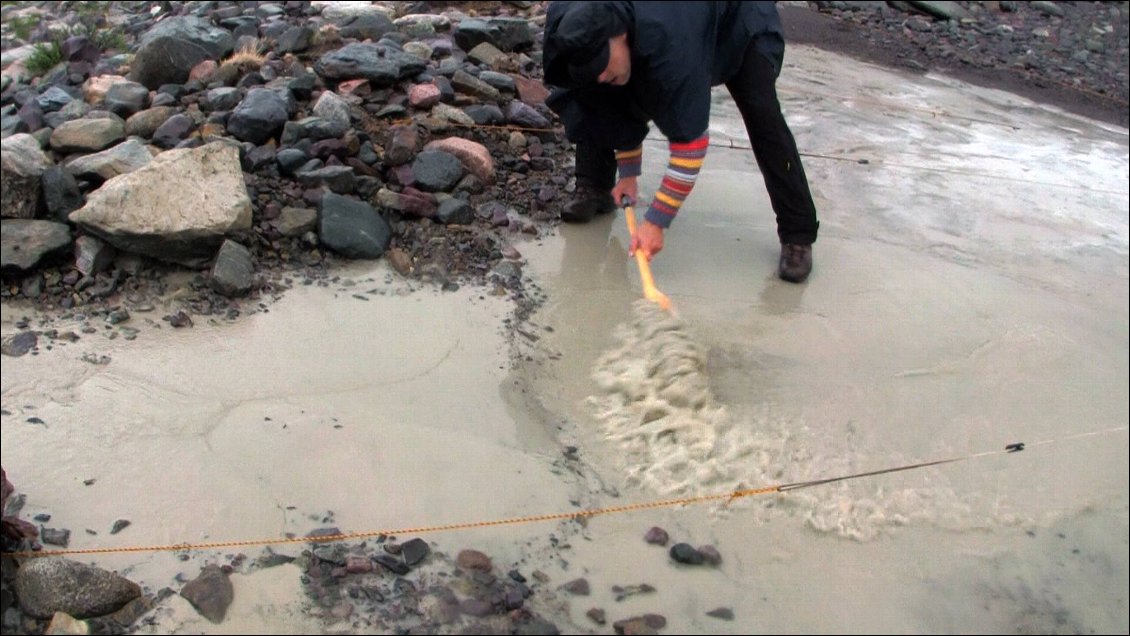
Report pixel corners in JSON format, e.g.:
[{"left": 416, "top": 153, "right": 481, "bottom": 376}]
[{"left": 2, "top": 45, "right": 1127, "bottom": 633}]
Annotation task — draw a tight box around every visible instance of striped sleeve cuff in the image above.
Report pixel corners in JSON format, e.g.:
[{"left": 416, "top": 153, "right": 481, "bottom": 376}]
[
  {"left": 615, "top": 146, "right": 643, "bottom": 179},
  {"left": 644, "top": 134, "right": 708, "bottom": 229}
]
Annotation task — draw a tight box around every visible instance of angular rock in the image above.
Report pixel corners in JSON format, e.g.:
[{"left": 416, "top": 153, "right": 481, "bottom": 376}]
[
  {"left": 15, "top": 557, "right": 140, "bottom": 619},
  {"left": 17, "top": 99, "right": 44, "bottom": 133},
  {"left": 103, "top": 81, "right": 150, "bottom": 119},
  {"left": 411, "top": 150, "right": 465, "bottom": 192},
  {"left": 62, "top": 35, "right": 101, "bottom": 65},
  {"left": 479, "top": 71, "right": 516, "bottom": 92},
  {"left": 276, "top": 25, "right": 314, "bottom": 54},
  {"left": 514, "top": 75, "right": 550, "bottom": 106},
  {"left": 41, "top": 166, "right": 84, "bottom": 222},
  {"left": 385, "top": 124, "right": 419, "bottom": 166},
  {"left": 437, "top": 197, "right": 474, "bottom": 225},
  {"left": 452, "top": 19, "right": 502, "bottom": 53},
  {"left": 49, "top": 118, "right": 126, "bottom": 154},
  {"left": 373, "top": 553, "right": 409, "bottom": 575},
  {"left": 311, "top": 91, "right": 352, "bottom": 135},
  {"left": 375, "top": 187, "right": 437, "bottom": 218},
  {"left": 152, "top": 113, "right": 195, "bottom": 149},
  {"left": 431, "top": 103, "right": 476, "bottom": 126},
  {"left": 69, "top": 142, "right": 251, "bottom": 268},
  {"left": 36, "top": 86, "right": 75, "bottom": 113},
  {"left": 210, "top": 239, "right": 253, "bottom": 297},
  {"left": 318, "top": 192, "right": 392, "bottom": 259},
  {"left": 463, "top": 104, "right": 505, "bottom": 126},
  {"left": 65, "top": 138, "right": 153, "bottom": 182},
  {"left": 125, "top": 106, "right": 177, "bottom": 138},
  {"left": 1, "top": 220, "right": 72, "bottom": 273},
  {"left": 227, "top": 88, "right": 289, "bottom": 144},
  {"left": 82, "top": 74, "right": 127, "bottom": 106},
  {"left": 1, "top": 133, "right": 51, "bottom": 219},
  {"left": 403, "top": 41, "right": 434, "bottom": 61},
  {"left": 451, "top": 70, "right": 501, "bottom": 102},
  {"left": 314, "top": 43, "right": 426, "bottom": 87},
  {"left": 400, "top": 538, "right": 430, "bottom": 566},
  {"left": 130, "top": 16, "right": 235, "bottom": 89},
  {"left": 408, "top": 83, "right": 442, "bottom": 109},
  {"left": 276, "top": 207, "right": 317, "bottom": 237},
  {"left": 200, "top": 87, "right": 242, "bottom": 112},
  {"left": 74, "top": 235, "right": 115, "bottom": 277},
  {"left": 467, "top": 41, "right": 506, "bottom": 68},
  {"left": 44, "top": 611, "right": 88, "bottom": 635},
  {"left": 337, "top": 13, "right": 396, "bottom": 41},
  {"left": 562, "top": 578, "right": 590, "bottom": 595},
  {"left": 275, "top": 148, "right": 309, "bottom": 177},
  {"left": 484, "top": 17, "right": 535, "bottom": 52},
  {"left": 296, "top": 165, "right": 355, "bottom": 194},
  {"left": 180, "top": 564, "right": 233, "bottom": 624},
  {"left": 505, "top": 100, "right": 551, "bottom": 129}
]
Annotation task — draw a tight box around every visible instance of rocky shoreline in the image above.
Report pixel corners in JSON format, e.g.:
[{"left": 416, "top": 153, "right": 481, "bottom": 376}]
[{"left": 2, "top": 1, "right": 1127, "bottom": 634}]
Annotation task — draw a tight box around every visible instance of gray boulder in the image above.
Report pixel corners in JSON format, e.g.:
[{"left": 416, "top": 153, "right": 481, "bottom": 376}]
[
  {"left": 314, "top": 43, "right": 427, "bottom": 86},
  {"left": 210, "top": 239, "right": 253, "bottom": 297},
  {"left": 65, "top": 138, "right": 154, "bottom": 182},
  {"left": 49, "top": 118, "right": 127, "bottom": 154},
  {"left": 318, "top": 192, "right": 392, "bottom": 259},
  {"left": 103, "top": 81, "right": 150, "bottom": 119},
  {"left": 1, "top": 133, "right": 52, "bottom": 219},
  {"left": 411, "top": 150, "right": 465, "bottom": 193},
  {"left": 180, "top": 564, "right": 233, "bottom": 624},
  {"left": 130, "top": 16, "right": 236, "bottom": 89},
  {"left": 15, "top": 557, "right": 140, "bottom": 619},
  {"left": 227, "top": 88, "right": 289, "bottom": 144},
  {"left": 0, "top": 220, "right": 72, "bottom": 274}
]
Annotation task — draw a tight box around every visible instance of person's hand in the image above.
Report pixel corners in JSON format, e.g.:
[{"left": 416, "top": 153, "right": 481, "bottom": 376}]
[
  {"left": 630, "top": 220, "right": 664, "bottom": 261},
  {"left": 611, "top": 177, "right": 638, "bottom": 207}
]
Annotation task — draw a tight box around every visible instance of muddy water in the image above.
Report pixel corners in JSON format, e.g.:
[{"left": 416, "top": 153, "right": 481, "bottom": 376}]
[{"left": 515, "top": 46, "right": 1128, "bottom": 633}]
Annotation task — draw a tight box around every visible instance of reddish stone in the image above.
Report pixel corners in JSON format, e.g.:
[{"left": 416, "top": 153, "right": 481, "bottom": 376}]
[
  {"left": 189, "top": 59, "right": 218, "bottom": 83},
  {"left": 423, "top": 137, "right": 495, "bottom": 185},
  {"left": 514, "top": 76, "right": 550, "bottom": 106},
  {"left": 408, "top": 83, "right": 442, "bottom": 109}
]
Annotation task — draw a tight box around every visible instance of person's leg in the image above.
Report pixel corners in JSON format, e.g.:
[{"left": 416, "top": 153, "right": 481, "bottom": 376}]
[
  {"left": 563, "top": 141, "right": 617, "bottom": 223},
  {"left": 725, "top": 40, "right": 820, "bottom": 281}
]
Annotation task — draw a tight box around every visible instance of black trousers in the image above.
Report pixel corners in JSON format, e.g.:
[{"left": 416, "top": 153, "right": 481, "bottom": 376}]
[{"left": 574, "top": 40, "right": 820, "bottom": 246}]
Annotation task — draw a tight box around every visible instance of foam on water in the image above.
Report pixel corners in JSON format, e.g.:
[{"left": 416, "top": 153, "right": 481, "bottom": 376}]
[{"left": 587, "top": 301, "right": 1014, "bottom": 541}]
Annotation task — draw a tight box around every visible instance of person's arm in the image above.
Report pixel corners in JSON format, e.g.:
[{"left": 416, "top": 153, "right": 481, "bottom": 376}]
[
  {"left": 644, "top": 134, "right": 709, "bottom": 228},
  {"left": 611, "top": 146, "right": 643, "bottom": 205},
  {"left": 613, "top": 135, "right": 709, "bottom": 259}
]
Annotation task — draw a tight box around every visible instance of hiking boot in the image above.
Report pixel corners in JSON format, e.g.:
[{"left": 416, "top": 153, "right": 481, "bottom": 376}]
[
  {"left": 778, "top": 243, "right": 813, "bottom": 283},
  {"left": 561, "top": 186, "right": 615, "bottom": 223}
]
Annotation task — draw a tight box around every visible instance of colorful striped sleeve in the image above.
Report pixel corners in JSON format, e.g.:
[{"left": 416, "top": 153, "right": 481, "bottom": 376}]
[
  {"left": 615, "top": 146, "right": 643, "bottom": 179},
  {"left": 644, "top": 134, "right": 708, "bottom": 228}
]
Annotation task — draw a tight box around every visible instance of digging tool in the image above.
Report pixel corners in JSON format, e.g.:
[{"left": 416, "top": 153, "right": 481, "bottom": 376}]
[{"left": 622, "top": 199, "right": 673, "bottom": 311}]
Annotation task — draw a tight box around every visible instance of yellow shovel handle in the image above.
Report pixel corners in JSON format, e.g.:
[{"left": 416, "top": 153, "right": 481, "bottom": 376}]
[{"left": 623, "top": 203, "right": 672, "bottom": 310}]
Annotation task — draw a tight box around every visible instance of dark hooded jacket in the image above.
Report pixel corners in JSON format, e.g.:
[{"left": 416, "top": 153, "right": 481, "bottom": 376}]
[{"left": 543, "top": 1, "right": 785, "bottom": 148}]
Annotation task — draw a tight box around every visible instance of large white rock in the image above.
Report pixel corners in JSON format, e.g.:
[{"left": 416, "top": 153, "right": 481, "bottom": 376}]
[{"left": 69, "top": 141, "right": 251, "bottom": 267}]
